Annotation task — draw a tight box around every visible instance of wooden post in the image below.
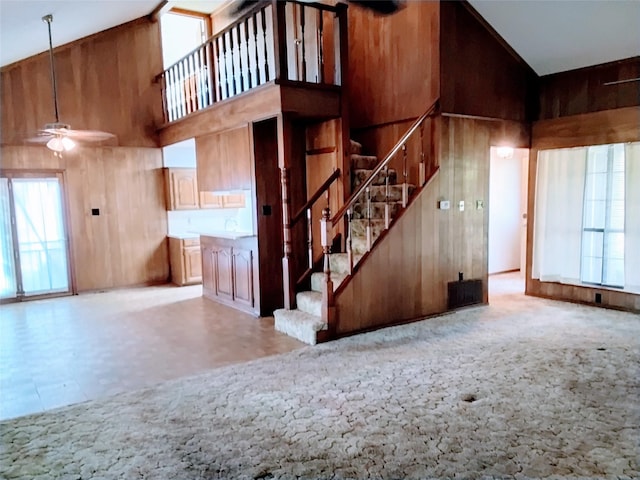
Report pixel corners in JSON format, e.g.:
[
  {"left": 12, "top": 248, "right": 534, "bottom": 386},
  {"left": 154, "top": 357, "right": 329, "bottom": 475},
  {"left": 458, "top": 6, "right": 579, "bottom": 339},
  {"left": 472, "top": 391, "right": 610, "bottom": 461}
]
[
  {"left": 320, "top": 206, "right": 334, "bottom": 330},
  {"left": 281, "top": 166, "right": 293, "bottom": 309},
  {"left": 272, "top": 0, "right": 288, "bottom": 82}
]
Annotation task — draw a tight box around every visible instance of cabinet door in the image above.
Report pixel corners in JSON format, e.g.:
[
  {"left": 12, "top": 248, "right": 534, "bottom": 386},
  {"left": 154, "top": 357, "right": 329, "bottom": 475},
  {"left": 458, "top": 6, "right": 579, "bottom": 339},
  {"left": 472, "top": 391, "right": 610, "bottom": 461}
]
[
  {"left": 167, "top": 169, "right": 198, "bottom": 210},
  {"left": 199, "top": 191, "right": 224, "bottom": 209},
  {"left": 222, "top": 193, "right": 246, "bottom": 208},
  {"left": 232, "top": 248, "right": 254, "bottom": 307},
  {"left": 213, "top": 246, "right": 234, "bottom": 300},
  {"left": 201, "top": 245, "right": 215, "bottom": 297},
  {"left": 183, "top": 246, "right": 202, "bottom": 283}
]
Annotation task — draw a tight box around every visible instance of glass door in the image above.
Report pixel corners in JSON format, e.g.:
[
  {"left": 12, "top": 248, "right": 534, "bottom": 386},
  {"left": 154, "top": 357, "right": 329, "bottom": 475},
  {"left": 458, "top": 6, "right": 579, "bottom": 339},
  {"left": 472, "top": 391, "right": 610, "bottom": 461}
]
[
  {"left": 0, "top": 178, "right": 17, "bottom": 298},
  {"left": 0, "top": 173, "right": 72, "bottom": 299}
]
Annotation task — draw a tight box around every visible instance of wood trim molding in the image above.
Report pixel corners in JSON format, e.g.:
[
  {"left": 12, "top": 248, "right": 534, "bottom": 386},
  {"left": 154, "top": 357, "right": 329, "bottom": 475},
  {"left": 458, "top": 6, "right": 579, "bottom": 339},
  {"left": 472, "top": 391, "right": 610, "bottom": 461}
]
[{"left": 532, "top": 106, "right": 640, "bottom": 150}]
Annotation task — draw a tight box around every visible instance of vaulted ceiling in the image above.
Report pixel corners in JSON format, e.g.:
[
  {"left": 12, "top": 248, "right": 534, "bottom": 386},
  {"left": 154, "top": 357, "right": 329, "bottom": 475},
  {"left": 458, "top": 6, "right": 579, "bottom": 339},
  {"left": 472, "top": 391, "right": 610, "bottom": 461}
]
[{"left": 1, "top": 0, "right": 639, "bottom": 74}]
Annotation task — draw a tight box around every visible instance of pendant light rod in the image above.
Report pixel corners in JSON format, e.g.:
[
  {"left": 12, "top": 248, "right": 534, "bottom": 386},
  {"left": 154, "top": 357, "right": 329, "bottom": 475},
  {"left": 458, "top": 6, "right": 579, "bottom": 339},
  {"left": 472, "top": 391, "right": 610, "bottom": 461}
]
[{"left": 42, "top": 14, "right": 60, "bottom": 124}]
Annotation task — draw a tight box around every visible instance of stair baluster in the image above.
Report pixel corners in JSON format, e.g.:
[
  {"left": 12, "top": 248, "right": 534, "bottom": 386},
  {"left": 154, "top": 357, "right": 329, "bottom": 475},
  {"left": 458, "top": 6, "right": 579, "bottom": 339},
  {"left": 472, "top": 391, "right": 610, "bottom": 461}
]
[
  {"left": 384, "top": 166, "right": 390, "bottom": 230},
  {"left": 366, "top": 186, "right": 372, "bottom": 251},
  {"left": 402, "top": 143, "right": 408, "bottom": 208},
  {"left": 306, "top": 208, "right": 313, "bottom": 269},
  {"left": 320, "top": 206, "right": 334, "bottom": 326},
  {"left": 346, "top": 208, "right": 353, "bottom": 274},
  {"left": 419, "top": 123, "right": 426, "bottom": 186}
]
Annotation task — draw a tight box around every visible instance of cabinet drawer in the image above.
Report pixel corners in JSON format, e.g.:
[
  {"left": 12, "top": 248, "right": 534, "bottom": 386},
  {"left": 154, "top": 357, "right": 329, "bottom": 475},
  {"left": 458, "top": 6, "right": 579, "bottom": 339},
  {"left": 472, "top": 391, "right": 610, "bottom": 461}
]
[{"left": 182, "top": 238, "right": 200, "bottom": 247}]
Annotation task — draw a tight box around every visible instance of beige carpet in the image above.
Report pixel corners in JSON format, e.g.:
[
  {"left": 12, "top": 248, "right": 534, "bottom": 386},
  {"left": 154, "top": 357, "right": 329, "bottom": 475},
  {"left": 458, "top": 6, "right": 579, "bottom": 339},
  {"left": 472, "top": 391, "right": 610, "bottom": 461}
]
[{"left": 1, "top": 288, "right": 639, "bottom": 479}]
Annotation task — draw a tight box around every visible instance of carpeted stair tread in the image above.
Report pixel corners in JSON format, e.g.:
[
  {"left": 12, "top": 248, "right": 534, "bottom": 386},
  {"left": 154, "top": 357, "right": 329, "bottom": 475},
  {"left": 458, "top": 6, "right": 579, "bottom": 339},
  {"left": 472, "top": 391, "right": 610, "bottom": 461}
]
[
  {"left": 349, "top": 139, "right": 363, "bottom": 155},
  {"left": 310, "top": 272, "right": 348, "bottom": 292},
  {"left": 273, "top": 308, "right": 326, "bottom": 346},
  {"left": 353, "top": 168, "right": 398, "bottom": 187},
  {"left": 351, "top": 154, "right": 379, "bottom": 170}
]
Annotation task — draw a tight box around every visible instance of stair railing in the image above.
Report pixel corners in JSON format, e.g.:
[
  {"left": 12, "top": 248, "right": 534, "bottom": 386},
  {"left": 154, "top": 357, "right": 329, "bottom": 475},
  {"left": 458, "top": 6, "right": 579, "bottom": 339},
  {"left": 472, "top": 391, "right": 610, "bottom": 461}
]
[
  {"left": 322, "top": 99, "right": 440, "bottom": 280},
  {"left": 156, "top": 0, "right": 347, "bottom": 123},
  {"left": 283, "top": 168, "right": 341, "bottom": 309}
]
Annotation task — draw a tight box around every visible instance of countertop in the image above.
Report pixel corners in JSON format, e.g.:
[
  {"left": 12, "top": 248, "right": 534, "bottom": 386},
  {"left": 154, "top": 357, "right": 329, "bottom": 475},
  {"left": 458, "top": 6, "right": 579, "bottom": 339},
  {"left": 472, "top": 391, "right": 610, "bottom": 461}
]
[
  {"left": 167, "top": 233, "right": 200, "bottom": 240},
  {"left": 191, "top": 230, "right": 255, "bottom": 240}
]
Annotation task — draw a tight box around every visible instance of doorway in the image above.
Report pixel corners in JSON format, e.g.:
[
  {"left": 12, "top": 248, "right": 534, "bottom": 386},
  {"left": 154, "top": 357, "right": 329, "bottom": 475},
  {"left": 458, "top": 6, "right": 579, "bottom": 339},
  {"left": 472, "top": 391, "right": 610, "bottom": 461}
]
[
  {"left": 0, "top": 172, "right": 73, "bottom": 300},
  {"left": 488, "top": 147, "right": 529, "bottom": 294}
]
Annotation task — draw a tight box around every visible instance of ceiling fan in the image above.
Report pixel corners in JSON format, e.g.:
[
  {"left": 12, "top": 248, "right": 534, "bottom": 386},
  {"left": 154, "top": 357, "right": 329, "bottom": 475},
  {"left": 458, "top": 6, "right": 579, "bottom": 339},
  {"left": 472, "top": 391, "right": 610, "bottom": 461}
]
[
  {"left": 231, "top": 0, "right": 405, "bottom": 16},
  {"left": 26, "top": 14, "right": 115, "bottom": 156}
]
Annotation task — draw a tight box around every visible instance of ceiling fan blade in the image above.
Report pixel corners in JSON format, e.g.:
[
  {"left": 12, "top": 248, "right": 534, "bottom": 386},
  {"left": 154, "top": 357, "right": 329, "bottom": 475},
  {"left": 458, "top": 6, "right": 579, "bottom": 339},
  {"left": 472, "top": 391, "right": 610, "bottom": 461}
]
[
  {"left": 25, "top": 135, "right": 53, "bottom": 144},
  {"left": 64, "top": 129, "right": 116, "bottom": 141}
]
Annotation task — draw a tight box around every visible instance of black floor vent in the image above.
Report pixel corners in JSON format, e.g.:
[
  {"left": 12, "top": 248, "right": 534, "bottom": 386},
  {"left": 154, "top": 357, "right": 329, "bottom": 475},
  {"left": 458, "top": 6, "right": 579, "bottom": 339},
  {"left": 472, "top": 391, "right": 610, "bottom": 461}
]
[{"left": 448, "top": 279, "right": 483, "bottom": 309}]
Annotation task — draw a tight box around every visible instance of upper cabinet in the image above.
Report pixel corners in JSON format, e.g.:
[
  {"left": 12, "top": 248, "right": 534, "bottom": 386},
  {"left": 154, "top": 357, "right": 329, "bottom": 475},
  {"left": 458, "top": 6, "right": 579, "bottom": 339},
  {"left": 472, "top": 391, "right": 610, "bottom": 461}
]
[
  {"left": 164, "top": 168, "right": 199, "bottom": 210},
  {"left": 196, "top": 125, "right": 253, "bottom": 193}
]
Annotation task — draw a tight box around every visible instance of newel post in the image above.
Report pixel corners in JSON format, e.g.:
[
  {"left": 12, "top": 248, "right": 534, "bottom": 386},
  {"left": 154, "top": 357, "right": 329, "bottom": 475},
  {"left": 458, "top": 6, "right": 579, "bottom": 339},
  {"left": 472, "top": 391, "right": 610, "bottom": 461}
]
[
  {"left": 320, "top": 206, "right": 335, "bottom": 329},
  {"left": 281, "top": 167, "right": 294, "bottom": 309}
]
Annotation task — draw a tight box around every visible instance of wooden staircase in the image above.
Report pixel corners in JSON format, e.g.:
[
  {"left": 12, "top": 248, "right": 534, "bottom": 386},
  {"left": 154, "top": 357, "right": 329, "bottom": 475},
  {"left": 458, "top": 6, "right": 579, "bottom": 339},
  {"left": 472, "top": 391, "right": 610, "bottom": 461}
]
[
  {"left": 274, "top": 141, "right": 413, "bottom": 344},
  {"left": 274, "top": 100, "right": 439, "bottom": 345}
]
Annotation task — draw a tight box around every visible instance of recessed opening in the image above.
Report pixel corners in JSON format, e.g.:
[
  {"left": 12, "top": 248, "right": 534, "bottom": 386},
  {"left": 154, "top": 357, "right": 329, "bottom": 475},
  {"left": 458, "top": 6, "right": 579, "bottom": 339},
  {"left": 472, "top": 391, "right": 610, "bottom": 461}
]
[{"left": 462, "top": 393, "right": 477, "bottom": 403}]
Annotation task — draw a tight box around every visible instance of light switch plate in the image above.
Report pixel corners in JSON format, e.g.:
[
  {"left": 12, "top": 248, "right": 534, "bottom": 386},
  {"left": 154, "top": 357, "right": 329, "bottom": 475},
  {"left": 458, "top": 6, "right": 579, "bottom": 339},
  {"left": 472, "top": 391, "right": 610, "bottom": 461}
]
[
  {"left": 459, "top": 201, "right": 465, "bottom": 211},
  {"left": 438, "top": 200, "right": 450, "bottom": 210}
]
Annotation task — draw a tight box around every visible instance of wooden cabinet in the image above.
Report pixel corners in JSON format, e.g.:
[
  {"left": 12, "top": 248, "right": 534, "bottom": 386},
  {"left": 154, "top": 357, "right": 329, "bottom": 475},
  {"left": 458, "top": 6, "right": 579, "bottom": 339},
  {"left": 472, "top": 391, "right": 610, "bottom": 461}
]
[
  {"left": 165, "top": 168, "right": 199, "bottom": 210},
  {"left": 199, "top": 191, "right": 247, "bottom": 209},
  {"left": 201, "top": 235, "right": 258, "bottom": 315},
  {"left": 169, "top": 237, "right": 202, "bottom": 285},
  {"left": 196, "top": 125, "right": 252, "bottom": 192}
]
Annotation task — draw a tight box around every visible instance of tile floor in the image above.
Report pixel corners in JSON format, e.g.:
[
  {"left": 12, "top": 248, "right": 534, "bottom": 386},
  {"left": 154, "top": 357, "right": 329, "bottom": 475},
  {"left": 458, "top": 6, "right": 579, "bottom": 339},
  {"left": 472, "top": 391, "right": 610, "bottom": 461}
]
[
  {"left": 0, "top": 274, "right": 525, "bottom": 421},
  {"left": 0, "top": 284, "right": 303, "bottom": 420}
]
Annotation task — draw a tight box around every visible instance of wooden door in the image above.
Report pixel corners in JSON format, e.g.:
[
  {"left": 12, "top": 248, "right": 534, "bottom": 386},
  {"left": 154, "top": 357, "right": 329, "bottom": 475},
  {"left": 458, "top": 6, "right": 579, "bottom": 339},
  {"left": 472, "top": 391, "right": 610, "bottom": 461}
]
[{"left": 232, "top": 247, "right": 254, "bottom": 307}]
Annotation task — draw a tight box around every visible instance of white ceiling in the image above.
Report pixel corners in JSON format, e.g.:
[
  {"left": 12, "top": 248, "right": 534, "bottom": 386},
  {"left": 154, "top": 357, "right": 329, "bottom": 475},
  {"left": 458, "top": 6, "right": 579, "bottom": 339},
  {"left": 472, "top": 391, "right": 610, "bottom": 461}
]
[
  {"left": 467, "top": 0, "right": 640, "bottom": 75},
  {"left": 1, "top": 0, "right": 639, "bottom": 74},
  {"left": 0, "top": 0, "right": 225, "bottom": 67}
]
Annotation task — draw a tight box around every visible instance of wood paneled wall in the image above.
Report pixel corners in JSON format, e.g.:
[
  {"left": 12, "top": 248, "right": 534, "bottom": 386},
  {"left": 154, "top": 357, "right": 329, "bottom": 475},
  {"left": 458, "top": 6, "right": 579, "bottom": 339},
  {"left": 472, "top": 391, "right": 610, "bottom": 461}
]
[
  {"left": 1, "top": 146, "right": 169, "bottom": 291},
  {"left": 526, "top": 106, "right": 640, "bottom": 312},
  {"left": 1, "top": 18, "right": 163, "bottom": 147},
  {"left": 335, "top": 173, "right": 443, "bottom": 334},
  {"left": 439, "top": 1, "right": 537, "bottom": 122},
  {"left": 539, "top": 57, "right": 640, "bottom": 120},
  {"left": 438, "top": 116, "right": 490, "bottom": 302},
  {"left": 347, "top": 1, "right": 440, "bottom": 129},
  {"left": 196, "top": 124, "right": 253, "bottom": 191},
  {"left": 335, "top": 115, "right": 514, "bottom": 335}
]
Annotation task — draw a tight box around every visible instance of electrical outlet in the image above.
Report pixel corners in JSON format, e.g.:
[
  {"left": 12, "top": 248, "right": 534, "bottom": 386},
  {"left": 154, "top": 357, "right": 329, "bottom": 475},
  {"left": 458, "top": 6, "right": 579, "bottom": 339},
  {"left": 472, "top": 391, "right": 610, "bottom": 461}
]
[{"left": 438, "top": 200, "right": 450, "bottom": 210}]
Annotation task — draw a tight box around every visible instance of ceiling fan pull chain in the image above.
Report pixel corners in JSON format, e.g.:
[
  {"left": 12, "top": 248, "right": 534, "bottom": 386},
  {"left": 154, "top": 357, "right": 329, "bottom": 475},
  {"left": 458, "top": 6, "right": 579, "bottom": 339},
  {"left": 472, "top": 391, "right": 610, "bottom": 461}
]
[{"left": 42, "top": 14, "right": 60, "bottom": 124}]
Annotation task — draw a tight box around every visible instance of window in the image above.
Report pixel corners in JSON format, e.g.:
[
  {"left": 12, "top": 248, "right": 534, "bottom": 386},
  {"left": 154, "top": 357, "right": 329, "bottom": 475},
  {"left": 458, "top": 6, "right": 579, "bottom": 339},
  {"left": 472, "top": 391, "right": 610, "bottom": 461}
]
[
  {"left": 532, "top": 141, "right": 639, "bottom": 294},
  {"left": 581, "top": 144, "right": 625, "bottom": 287}
]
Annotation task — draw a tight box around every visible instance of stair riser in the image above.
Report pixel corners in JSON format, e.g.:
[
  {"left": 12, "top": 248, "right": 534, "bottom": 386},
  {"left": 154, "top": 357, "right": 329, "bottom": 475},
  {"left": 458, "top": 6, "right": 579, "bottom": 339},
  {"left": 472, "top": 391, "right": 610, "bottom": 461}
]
[
  {"left": 349, "top": 219, "right": 386, "bottom": 238},
  {"left": 296, "top": 292, "right": 322, "bottom": 317},
  {"left": 350, "top": 140, "right": 363, "bottom": 155},
  {"left": 310, "top": 272, "right": 346, "bottom": 293},
  {"left": 353, "top": 169, "right": 398, "bottom": 188},
  {"left": 351, "top": 202, "right": 402, "bottom": 220},
  {"left": 351, "top": 154, "right": 378, "bottom": 170}
]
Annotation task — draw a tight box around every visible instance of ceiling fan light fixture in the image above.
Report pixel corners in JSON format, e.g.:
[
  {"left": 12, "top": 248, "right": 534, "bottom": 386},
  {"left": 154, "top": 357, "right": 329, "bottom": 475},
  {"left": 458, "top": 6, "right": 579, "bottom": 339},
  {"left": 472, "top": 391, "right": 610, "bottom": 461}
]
[{"left": 46, "top": 136, "right": 76, "bottom": 152}]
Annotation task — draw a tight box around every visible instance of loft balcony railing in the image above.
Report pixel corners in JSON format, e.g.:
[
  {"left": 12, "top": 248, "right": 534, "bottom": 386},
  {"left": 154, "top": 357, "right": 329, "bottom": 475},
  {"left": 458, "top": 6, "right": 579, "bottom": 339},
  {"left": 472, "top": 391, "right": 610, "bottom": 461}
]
[{"left": 157, "top": 0, "right": 347, "bottom": 123}]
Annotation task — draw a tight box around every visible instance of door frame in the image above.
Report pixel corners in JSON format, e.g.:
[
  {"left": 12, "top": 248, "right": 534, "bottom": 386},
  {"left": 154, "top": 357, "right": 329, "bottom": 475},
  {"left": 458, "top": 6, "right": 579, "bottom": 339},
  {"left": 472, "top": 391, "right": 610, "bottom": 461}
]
[{"left": 0, "top": 168, "right": 77, "bottom": 301}]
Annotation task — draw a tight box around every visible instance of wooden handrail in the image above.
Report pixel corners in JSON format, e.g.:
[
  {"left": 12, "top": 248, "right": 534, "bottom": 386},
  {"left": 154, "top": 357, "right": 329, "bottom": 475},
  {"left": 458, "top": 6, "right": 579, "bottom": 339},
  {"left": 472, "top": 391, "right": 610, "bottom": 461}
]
[
  {"left": 291, "top": 169, "right": 341, "bottom": 226},
  {"left": 331, "top": 99, "right": 439, "bottom": 225}
]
